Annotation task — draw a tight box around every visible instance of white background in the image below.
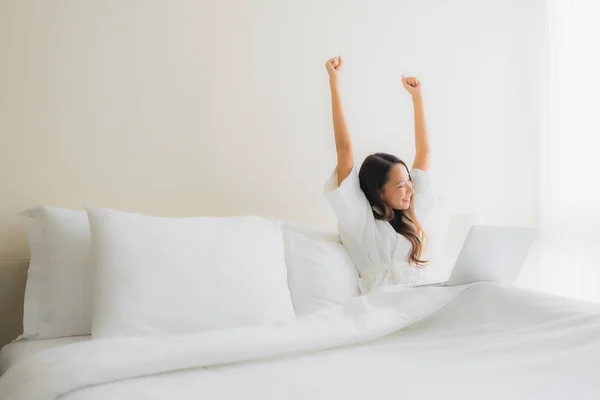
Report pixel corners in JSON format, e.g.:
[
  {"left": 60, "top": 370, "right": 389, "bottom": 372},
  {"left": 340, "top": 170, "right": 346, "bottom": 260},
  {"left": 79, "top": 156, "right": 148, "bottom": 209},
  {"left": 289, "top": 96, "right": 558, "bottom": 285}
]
[{"left": 0, "top": 0, "right": 546, "bottom": 287}]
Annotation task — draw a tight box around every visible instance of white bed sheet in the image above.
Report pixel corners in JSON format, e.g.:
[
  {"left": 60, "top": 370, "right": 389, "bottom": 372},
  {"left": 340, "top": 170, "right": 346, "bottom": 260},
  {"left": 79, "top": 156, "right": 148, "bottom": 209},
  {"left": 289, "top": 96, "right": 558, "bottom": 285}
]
[
  {"left": 0, "top": 337, "right": 91, "bottom": 375},
  {"left": 2, "top": 283, "right": 600, "bottom": 400},
  {"left": 62, "top": 284, "right": 600, "bottom": 400}
]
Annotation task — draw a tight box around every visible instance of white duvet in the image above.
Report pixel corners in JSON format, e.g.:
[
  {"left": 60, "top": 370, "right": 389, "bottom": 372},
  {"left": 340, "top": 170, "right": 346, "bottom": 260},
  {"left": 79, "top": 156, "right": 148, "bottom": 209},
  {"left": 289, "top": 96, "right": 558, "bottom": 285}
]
[{"left": 2, "top": 282, "right": 600, "bottom": 400}]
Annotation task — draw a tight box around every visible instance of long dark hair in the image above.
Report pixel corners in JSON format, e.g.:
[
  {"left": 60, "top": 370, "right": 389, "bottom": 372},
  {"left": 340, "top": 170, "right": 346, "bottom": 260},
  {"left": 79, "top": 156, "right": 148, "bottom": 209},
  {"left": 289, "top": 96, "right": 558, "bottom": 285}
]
[{"left": 358, "top": 153, "right": 428, "bottom": 267}]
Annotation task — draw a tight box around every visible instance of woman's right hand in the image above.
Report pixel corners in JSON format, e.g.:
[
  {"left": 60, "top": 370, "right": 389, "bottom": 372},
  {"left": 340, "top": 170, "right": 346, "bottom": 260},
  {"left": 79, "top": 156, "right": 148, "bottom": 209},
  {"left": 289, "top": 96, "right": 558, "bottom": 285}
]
[{"left": 325, "top": 56, "right": 343, "bottom": 83}]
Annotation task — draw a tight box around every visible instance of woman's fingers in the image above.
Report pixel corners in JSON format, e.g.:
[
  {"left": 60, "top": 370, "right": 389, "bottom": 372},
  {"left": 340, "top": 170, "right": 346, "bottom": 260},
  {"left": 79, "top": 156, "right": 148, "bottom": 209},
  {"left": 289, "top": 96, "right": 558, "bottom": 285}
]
[
  {"left": 330, "top": 56, "right": 340, "bottom": 69},
  {"left": 326, "top": 56, "right": 342, "bottom": 78},
  {"left": 403, "top": 76, "right": 420, "bottom": 88},
  {"left": 402, "top": 75, "right": 422, "bottom": 97}
]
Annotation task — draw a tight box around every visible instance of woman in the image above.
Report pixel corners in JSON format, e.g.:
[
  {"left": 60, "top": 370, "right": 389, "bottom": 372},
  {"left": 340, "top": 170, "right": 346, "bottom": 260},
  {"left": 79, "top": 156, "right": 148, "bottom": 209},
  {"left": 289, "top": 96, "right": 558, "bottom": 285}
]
[{"left": 324, "top": 55, "right": 435, "bottom": 294}]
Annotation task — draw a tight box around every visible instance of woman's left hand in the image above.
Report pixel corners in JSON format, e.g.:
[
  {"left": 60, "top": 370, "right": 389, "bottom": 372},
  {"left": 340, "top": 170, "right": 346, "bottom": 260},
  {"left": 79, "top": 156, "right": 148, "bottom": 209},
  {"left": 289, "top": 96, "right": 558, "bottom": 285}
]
[{"left": 402, "top": 75, "right": 421, "bottom": 98}]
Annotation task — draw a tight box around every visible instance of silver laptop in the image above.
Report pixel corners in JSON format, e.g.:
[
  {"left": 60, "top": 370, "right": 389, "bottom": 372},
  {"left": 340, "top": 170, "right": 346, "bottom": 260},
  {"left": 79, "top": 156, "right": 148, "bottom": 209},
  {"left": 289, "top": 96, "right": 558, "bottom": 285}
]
[{"left": 415, "top": 225, "right": 537, "bottom": 287}]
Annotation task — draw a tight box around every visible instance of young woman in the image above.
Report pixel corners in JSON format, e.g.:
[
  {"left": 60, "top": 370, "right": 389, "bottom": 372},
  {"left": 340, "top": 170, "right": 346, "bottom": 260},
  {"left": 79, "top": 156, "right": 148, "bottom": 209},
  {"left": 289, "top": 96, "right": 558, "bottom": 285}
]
[{"left": 324, "top": 55, "right": 435, "bottom": 294}]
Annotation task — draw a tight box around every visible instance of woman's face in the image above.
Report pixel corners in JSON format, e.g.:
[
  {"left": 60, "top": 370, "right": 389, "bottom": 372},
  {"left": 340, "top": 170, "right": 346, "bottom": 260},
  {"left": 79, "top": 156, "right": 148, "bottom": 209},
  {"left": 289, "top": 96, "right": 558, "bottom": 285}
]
[{"left": 380, "top": 164, "right": 414, "bottom": 210}]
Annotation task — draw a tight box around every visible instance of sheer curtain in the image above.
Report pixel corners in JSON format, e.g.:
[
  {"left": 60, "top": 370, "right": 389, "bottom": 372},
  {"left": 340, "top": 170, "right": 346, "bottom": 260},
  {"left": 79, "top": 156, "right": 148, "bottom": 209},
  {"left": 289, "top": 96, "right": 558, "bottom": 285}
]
[{"left": 539, "top": 0, "right": 600, "bottom": 302}]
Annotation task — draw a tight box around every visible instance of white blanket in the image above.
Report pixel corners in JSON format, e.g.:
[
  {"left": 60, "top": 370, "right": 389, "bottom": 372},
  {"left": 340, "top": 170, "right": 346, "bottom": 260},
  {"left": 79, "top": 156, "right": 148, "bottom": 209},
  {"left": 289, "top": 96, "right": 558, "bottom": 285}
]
[{"left": 2, "top": 283, "right": 600, "bottom": 400}]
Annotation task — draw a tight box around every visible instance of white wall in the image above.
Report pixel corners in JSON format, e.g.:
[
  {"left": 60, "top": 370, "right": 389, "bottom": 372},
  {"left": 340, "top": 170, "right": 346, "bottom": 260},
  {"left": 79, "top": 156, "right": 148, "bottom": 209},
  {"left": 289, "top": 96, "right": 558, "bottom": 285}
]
[{"left": 0, "top": 0, "right": 545, "bottom": 285}]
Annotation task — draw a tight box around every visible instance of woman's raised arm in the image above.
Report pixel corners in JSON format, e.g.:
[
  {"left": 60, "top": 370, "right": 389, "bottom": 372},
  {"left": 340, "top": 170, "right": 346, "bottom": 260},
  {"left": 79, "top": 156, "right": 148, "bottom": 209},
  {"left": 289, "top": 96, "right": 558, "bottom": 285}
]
[
  {"left": 326, "top": 56, "right": 354, "bottom": 186},
  {"left": 402, "top": 75, "right": 431, "bottom": 172}
]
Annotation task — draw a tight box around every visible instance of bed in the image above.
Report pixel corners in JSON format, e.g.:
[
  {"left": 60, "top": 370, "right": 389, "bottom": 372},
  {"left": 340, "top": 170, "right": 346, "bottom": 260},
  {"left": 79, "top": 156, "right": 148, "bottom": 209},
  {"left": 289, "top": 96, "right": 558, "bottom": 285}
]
[
  {"left": 1, "top": 207, "right": 599, "bottom": 399},
  {"left": 2, "top": 283, "right": 600, "bottom": 400}
]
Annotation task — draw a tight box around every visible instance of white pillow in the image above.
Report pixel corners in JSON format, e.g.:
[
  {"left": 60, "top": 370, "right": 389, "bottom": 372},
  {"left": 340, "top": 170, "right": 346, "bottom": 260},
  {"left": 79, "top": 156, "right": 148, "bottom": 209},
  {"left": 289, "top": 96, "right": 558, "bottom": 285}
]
[
  {"left": 282, "top": 225, "right": 359, "bottom": 316},
  {"left": 20, "top": 206, "right": 91, "bottom": 339},
  {"left": 87, "top": 207, "right": 296, "bottom": 338}
]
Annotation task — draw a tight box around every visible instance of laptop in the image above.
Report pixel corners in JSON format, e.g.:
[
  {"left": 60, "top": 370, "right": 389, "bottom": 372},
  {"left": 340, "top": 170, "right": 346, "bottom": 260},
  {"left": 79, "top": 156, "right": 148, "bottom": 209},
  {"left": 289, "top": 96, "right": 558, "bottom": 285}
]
[{"left": 414, "top": 225, "right": 537, "bottom": 287}]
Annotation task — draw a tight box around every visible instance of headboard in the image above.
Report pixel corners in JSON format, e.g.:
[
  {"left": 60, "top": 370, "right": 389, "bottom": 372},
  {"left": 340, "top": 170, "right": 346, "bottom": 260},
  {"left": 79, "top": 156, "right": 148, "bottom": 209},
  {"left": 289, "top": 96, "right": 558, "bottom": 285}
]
[{"left": 0, "top": 258, "right": 28, "bottom": 349}]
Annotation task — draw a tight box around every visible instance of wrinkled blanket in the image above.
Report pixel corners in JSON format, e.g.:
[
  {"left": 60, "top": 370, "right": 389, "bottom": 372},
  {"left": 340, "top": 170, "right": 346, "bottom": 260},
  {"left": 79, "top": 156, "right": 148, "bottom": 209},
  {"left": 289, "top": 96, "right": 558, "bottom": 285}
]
[{"left": 2, "top": 283, "right": 600, "bottom": 400}]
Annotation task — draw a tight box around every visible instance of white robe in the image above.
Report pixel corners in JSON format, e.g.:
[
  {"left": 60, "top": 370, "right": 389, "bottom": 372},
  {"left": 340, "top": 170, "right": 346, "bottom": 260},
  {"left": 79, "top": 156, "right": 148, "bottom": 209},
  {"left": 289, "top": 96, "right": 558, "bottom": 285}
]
[{"left": 324, "top": 165, "right": 435, "bottom": 294}]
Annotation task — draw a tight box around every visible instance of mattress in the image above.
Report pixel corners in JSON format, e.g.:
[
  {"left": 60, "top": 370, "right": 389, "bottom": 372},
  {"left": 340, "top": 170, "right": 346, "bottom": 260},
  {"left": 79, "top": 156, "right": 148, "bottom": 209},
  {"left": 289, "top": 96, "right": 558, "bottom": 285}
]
[{"left": 0, "top": 336, "right": 91, "bottom": 375}]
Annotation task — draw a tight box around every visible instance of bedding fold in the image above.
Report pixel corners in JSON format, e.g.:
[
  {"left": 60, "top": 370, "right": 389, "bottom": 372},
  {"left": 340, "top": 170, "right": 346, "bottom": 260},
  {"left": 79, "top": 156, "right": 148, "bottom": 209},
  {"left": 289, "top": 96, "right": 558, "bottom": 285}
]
[{"left": 0, "top": 284, "right": 469, "bottom": 400}]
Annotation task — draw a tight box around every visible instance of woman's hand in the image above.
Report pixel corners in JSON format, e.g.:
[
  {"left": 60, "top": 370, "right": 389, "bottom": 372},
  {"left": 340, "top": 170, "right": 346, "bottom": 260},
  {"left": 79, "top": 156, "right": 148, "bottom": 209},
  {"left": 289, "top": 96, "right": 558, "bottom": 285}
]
[
  {"left": 325, "top": 56, "right": 343, "bottom": 84},
  {"left": 402, "top": 75, "right": 422, "bottom": 98}
]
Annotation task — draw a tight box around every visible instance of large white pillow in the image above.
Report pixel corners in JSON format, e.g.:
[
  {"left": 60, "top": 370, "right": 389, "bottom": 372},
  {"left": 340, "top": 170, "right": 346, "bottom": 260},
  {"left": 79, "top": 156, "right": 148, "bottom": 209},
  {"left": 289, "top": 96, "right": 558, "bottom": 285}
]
[
  {"left": 20, "top": 206, "right": 91, "bottom": 339},
  {"left": 282, "top": 224, "right": 359, "bottom": 316},
  {"left": 87, "top": 207, "right": 295, "bottom": 338}
]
